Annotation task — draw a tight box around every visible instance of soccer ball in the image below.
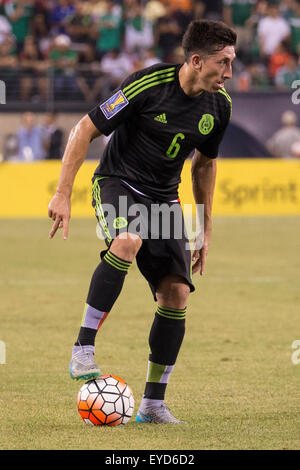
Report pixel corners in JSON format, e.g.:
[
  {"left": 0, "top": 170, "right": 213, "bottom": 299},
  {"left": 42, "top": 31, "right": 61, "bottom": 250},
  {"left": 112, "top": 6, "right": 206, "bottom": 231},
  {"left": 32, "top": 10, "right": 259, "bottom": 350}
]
[{"left": 77, "top": 375, "right": 134, "bottom": 426}]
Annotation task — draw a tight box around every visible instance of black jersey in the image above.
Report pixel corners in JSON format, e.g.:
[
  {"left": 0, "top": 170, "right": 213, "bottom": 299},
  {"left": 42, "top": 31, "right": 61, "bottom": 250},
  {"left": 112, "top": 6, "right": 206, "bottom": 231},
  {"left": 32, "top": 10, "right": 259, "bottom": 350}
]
[{"left": 89, "top": 63, "right": 231, "bottom": 201}]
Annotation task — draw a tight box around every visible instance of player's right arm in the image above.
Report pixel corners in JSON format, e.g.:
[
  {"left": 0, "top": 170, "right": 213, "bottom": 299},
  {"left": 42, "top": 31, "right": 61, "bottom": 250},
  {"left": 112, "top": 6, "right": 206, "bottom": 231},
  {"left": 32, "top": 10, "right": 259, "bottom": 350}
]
[
  {"left": 48, "top": 66, "right": 153, "bottom": 240},
  {"left": 48, "top": 114, "right": 101, "bottom": 240}
]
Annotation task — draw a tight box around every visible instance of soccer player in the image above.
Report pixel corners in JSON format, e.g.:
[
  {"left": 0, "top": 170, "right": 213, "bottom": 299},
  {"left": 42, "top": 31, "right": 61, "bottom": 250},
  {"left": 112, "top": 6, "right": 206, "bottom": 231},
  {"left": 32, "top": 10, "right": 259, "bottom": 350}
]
[{"left": 48, "top": 20, "right": 236, "bottom": 424}]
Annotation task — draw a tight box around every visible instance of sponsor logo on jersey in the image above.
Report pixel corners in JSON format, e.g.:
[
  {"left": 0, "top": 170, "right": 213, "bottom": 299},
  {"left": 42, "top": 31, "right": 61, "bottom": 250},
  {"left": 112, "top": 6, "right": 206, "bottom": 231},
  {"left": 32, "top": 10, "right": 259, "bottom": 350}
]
[
  {"left": 100, "top": 90, "right": 129, "bottom": 120},
  {"left": 198, "top": 114, "right": 214, "bottom": 135}
]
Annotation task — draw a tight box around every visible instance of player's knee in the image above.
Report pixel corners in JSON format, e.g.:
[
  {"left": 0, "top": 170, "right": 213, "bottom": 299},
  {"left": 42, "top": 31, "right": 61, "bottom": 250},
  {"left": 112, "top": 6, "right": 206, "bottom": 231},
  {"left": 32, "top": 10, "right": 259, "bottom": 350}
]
[
  {"left": 156, "top": 275, "right": 190, "bottom": 309},
  {"left": 111, "top": 233, "right": 142, "bottom": 261}
]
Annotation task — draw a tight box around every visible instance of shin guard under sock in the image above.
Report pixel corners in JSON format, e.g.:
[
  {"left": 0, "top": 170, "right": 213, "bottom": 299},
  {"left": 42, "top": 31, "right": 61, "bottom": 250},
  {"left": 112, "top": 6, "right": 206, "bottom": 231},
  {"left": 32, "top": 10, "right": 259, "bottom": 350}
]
[
  {"left": 143, "top": 306, "right": 186, "bottom": 400},
  {"left": 75, "top": 251, "right": 131, "bottom": 346}
]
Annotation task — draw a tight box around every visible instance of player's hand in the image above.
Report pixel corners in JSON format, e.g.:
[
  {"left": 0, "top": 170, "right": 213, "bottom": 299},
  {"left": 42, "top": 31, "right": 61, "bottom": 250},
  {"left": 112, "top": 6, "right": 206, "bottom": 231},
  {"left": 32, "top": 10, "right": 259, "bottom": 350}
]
[
  {"left": 191, "top": 230, "right": 211, "bottom": 276},
  {"left": 48, "top": 191, "right": 71, "bottom": 240}
]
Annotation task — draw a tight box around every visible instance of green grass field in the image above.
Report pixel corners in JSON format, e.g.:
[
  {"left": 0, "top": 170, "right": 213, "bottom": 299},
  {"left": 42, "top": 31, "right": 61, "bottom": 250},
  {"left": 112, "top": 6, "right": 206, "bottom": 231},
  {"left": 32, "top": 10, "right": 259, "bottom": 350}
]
[{"left": 1, "top": 216, "right": 300, "bottom": 450}]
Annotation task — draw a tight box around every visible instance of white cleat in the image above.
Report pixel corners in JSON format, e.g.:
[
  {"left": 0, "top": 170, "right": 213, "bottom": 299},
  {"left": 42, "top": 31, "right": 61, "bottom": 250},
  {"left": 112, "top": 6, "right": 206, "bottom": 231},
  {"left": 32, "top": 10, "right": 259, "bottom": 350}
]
[
  {"left": 69, "top": 346, "right": 100, "bottom": 380},
  {"left": 136, "top": 403, "right": 186, "bottom": 424}
]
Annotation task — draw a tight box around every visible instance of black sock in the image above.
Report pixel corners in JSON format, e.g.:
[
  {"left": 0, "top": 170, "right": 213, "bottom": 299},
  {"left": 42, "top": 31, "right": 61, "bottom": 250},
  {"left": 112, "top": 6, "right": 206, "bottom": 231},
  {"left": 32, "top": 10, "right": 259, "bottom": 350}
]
[
  {"left": 75, "top": 251, "right": 131, "bottom": 346},
  {"left": 143, "top": 306, "right": 186, "bottom": 400}
]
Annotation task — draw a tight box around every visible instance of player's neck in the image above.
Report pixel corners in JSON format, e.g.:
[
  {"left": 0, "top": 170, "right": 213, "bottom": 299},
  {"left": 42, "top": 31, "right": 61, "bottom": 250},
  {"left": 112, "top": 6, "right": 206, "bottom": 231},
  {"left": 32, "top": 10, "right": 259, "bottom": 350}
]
[{"left": 178, "top": 63, "right": 205, "bottom": 97}]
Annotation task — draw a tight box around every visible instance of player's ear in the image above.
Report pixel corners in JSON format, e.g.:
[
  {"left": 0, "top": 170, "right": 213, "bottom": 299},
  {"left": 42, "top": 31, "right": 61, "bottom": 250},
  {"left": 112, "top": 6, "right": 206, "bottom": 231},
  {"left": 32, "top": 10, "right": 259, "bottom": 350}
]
[{"left": 191, "top": 53, "right": 203, "bottom": 71}]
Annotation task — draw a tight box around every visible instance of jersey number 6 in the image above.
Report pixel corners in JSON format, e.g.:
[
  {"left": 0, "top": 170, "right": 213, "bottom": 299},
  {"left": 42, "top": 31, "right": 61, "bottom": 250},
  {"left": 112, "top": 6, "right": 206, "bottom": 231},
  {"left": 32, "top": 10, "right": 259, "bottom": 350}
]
[{"left": 166, "top": 133, "right": 185, "bottom": 159}]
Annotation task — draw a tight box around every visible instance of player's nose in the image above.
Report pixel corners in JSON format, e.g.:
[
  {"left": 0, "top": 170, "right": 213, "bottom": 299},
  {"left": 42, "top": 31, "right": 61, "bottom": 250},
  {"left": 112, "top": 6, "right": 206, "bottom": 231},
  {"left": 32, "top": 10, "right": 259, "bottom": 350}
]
[{"left": 224, "top": 64, "right": 233, "bottom": 80}]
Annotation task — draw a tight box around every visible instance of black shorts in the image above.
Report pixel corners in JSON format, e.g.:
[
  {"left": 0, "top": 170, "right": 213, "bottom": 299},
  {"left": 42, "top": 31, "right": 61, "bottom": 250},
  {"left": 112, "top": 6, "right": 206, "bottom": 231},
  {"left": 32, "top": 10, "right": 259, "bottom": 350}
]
[{"left": 92, "top": 176, "right": 195, "bottom": 298}]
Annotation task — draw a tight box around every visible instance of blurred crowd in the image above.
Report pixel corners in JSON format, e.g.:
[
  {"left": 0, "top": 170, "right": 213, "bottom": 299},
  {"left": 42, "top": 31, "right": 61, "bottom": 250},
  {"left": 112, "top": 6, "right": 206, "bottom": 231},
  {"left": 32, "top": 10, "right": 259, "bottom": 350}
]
[
  {"left": 4, "top": 106, "right": 300, "bottom": 161},
  {"left": 3, "top": 111, "right": 64, "bottom": 160},
  {"left": 0, "top": 0, "right": 300, "bottom": 102}
]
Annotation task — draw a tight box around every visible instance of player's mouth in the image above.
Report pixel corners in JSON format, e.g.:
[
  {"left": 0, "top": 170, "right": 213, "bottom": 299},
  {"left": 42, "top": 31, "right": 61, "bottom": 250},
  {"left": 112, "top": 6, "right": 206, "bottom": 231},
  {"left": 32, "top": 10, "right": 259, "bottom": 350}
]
[
  {"left": 216, "top": 80, "right": 225, "bottom": 88},
  {"left": 211, "top": 80, "right": 225, "bottom": 92}
]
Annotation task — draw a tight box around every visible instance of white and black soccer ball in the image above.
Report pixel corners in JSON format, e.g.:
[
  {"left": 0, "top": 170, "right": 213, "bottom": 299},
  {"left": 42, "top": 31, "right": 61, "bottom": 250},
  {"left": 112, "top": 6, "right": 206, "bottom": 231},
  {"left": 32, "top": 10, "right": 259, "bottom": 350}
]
[{"left": 77, "top": 375, "right": 134, "bottom": 426}]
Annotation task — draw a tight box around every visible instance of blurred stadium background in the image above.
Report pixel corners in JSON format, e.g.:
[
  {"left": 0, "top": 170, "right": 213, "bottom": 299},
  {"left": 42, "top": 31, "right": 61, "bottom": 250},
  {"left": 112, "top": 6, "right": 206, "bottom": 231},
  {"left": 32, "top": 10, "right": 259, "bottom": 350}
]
[
  {"left": 0, "top": 0, "right": 300, "bottom": 217},
  {"left": 1, "top": 0, "right": 300, "bottom": 451}
]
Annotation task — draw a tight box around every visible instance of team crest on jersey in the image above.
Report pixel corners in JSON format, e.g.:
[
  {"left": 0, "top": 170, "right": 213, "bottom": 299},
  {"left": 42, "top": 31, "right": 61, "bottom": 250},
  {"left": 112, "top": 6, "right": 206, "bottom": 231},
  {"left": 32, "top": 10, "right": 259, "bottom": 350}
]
[
  {"left": 113, "top": 217, "right": 128, "bottom": 229},
  {"left": 198, "top": 114, "right": 214, "bottom": 135},
  {"left": 100, "top": 90, "right": 129, "bottom": 120}
]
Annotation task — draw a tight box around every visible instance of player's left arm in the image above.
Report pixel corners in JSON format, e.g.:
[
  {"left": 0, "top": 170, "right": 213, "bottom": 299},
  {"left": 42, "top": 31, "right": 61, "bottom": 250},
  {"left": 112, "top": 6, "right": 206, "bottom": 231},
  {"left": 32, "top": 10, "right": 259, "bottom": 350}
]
[{"left": 191, "top": 150, "right": 217, "bottom": 276}]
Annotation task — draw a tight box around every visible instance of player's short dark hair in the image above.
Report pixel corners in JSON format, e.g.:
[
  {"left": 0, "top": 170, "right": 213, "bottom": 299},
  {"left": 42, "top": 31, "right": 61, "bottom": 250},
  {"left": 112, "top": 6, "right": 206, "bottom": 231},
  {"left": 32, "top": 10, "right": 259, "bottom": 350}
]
[{"left": 182, "top": 20, "right": 237, "bottom": 62}]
